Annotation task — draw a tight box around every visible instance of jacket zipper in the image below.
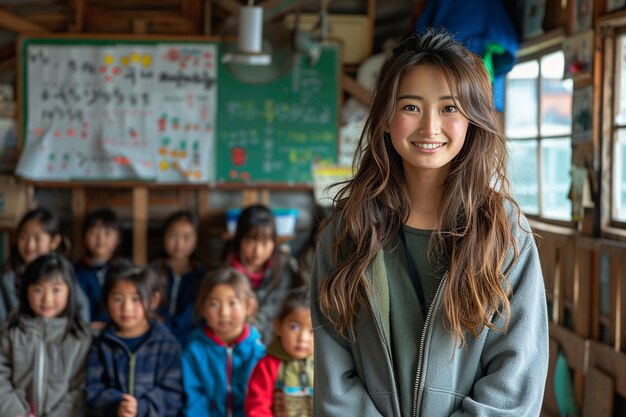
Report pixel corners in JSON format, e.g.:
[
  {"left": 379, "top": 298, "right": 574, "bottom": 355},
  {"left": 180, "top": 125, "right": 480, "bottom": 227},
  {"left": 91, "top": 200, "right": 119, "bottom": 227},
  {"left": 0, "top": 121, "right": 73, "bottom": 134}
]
[
  {"left": 226, "top": 346, "right": 233, "bottom": 417},
  {"left": 411, "top": 272, "right": 448, "bottom": 417},
  {"left": 169, "top": 273, "right": 182, "bottom": 316},
  {"left": 35, "top": 320, "right": 47, "bottom": 416},
  {"left": 129, "top": 352, "right": 136, "bottom": 397}
]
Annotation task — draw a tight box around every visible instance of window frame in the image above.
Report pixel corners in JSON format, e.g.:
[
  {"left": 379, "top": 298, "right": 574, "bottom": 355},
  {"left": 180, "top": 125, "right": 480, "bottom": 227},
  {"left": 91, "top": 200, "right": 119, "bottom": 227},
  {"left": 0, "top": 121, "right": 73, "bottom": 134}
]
[{"left": 599, "top": 18, "right": 626, "bottom": 239}]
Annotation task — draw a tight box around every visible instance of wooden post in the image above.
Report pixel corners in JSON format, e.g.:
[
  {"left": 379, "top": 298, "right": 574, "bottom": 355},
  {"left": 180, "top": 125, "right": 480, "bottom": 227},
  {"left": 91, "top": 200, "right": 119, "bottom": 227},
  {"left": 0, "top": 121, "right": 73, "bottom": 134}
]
[
  {"left": 242, "top": 189, "right": 257, "bottom": 206},
  {"left": 71, "top": 188, "right": 86, "bottom": 261},
  {"left": 260, "top": 189, "right": 270, "bottom": 206},
  {"left": 197, "top": 187, "right": 211, "bottom": 258},
  {"left": 69, "top": 0, "right": 84, "bottom": 32},
  {"left": 132, "top": 187, "right": 148, "bottom": 265},
  {"left": 132, "top": 19, "right": 148, "bottom": 34}
]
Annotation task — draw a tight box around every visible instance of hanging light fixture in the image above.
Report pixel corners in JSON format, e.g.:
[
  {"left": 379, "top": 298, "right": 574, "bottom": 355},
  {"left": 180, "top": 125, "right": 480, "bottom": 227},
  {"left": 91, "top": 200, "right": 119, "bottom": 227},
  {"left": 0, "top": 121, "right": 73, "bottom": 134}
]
[{"left": 222, "top": 0, "right": 272, "bottom": 65}]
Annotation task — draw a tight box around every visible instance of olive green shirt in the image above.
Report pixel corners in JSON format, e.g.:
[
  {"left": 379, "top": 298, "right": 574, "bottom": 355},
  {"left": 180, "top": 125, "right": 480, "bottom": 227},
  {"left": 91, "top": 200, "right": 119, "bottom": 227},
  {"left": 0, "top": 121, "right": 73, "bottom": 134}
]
[{"left": 386, "top": 225, "right": 445, "bottom": 417}]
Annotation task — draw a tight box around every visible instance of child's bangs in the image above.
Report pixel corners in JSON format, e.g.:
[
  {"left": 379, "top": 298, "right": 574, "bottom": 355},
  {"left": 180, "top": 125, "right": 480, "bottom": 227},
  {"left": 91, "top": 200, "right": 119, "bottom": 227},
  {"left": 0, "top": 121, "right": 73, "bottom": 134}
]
[
  {"left": 245, "top": 226, "right": 274, "bottom": 240},
  {"left": 35, "top": 270, "right": 66, "bottom": 285}
]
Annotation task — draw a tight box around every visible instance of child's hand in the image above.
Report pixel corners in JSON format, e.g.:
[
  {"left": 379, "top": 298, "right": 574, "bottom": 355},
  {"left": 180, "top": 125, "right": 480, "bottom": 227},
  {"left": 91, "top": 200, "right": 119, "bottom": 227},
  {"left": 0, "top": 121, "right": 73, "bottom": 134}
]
[
  {"left": 117, "top": 394, "right": 138, "bottom": 417},
  {"left": 91, "top": 321, "right": 107, "bottom": 330}
]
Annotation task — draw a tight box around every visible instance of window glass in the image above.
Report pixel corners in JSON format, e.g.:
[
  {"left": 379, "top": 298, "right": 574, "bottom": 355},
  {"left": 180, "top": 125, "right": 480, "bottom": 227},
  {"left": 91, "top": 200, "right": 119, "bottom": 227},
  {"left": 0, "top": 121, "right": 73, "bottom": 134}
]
[
  {"left": 540, "top": 52, "right": 573, "bottom": 137},
  {"left": 541, "top": 137, "right": 572, "bottom": 220},
  {"left": 508, "top": 140, "right": 539, "bottom": 214},
  {"left": 612, "top": 129, "right": 626, "bottom": 221},
  {"left": 505, "top": 61, "right": 539, "bottom": 138}
]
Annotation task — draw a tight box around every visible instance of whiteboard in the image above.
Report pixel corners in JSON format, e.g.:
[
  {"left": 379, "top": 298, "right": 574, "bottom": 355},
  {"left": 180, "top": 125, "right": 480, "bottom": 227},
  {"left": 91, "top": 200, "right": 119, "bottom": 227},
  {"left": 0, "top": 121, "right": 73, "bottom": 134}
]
[{"left": 17, "top": 40, "right": 218, "bottom": 183}]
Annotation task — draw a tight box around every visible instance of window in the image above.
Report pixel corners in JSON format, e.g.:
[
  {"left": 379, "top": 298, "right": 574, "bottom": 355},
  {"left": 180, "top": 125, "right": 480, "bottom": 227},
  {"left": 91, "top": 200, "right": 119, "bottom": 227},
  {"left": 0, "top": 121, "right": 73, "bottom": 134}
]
[
  {"left": 505, "top": 51, "right": 573, "bottom": 221},
  {"left": 610, "top": 34, "right": 626, "bottom": 223}
]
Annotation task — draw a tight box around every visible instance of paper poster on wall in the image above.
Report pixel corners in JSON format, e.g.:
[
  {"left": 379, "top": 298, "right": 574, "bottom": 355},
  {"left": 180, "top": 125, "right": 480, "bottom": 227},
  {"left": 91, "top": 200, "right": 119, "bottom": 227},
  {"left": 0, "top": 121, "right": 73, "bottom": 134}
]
[
  {"left": 563, "top": 30, "right": 593, "bottom": 79},
  {"left": 570, "top": 0, "right": 593, "bottom": 33},
  {"left": 152, "top": 44, "right": 217, "bottom": 182},
  {"left": 312, "top": 163, "right": 352, "bottom": 206},
  {"left": 16, "top": 41, "right": 217, "bottom": 183},
  {"left": 608, "top": 0, "right": 626, "bottom": 12}
]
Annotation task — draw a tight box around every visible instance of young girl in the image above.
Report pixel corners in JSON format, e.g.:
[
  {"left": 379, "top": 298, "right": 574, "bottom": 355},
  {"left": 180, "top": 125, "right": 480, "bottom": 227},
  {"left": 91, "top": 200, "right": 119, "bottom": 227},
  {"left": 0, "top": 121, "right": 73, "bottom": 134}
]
[
  {"left": 0, "top": 253, "right": 91, "bottom": 417},
  {"left": 74, "top": 207, "right": 122, "bottom": 331},
  {"left": 310, "top": 29, "right": 548, "bottom": 417},
  {"left": 226, "top": 204, "right": 300, "bottom": 344},
  {"left": 85, "top": 262, "right": 183, "bottom": 417},
  {"left": 0, "top": 207, "right": 90, "bottom": 324},
  {"left": 150, "top": 210, "right": 205, "bottom": 347},
  {"left": 245, "top": 287, "right": 314, "bottom": 417},
  {"left": 182, "top": 267, "right": 266, "bottom": 417}
]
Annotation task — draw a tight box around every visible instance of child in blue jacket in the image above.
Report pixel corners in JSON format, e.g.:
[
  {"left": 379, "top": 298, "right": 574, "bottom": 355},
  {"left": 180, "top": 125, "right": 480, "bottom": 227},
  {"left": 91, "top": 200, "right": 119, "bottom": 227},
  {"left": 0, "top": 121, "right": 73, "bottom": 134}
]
[
  {"left": 85, "top": 260, "right": 183, "bottom": 417},
  {"left": 182, "top": 267, "right": 265, "bottom": 417}
]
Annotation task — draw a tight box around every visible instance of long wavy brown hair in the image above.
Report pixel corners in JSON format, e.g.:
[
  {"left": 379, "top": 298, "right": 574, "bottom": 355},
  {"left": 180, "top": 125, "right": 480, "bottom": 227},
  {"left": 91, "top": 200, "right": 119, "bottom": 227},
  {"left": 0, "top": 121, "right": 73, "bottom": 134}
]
[{"left": 318, "top": 28, "right": 520, "bottom": 346}]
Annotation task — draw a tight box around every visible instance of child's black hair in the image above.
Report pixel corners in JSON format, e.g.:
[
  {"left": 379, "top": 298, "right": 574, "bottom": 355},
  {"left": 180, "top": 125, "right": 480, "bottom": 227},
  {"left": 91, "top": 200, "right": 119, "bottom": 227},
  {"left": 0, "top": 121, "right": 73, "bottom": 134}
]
[
  {"left": 83, "top": 207, "right": 121, "bottom": 234},
  {"left": 163, "top": 210, "right": 199, "bottom": 234},
  {"left": 232, "top": 204, "right": 277, "bottom": 250},
  {"left": 101, "top": 261, "right": 160, "bottom": 325},
  {"left": 195, "top": 266, "right": 258, "bottom": 324},
  {"left": 275, "top": 286, "right": 310, "bottom": 323},
  {"left": 11, "top": 252, "right": 87, "bottom": 337}
]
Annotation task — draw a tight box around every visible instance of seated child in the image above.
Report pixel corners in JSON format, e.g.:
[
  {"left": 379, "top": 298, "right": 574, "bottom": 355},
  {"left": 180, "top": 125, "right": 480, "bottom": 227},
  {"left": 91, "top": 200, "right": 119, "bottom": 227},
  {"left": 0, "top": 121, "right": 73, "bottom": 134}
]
[
  {"left": 182, "top": 267, "right": 265, "bottom": 417},
  {"left": 0, "top": 253, "right": 91, "bottom": 417},
  {"left": 85, "top": 261, "right": 183, "bottom": 417},
  {"left": 225, "top": 204, "right": 300, "bottom": 344},
  {"left": 245, "top": 287, "right": 314, "bottom": 417},
  {"left": 74, "top": 207, "right": 122, "bottom": 331},
  {"left": 150, "top": 210, "right": 205, "bottom": 347}
]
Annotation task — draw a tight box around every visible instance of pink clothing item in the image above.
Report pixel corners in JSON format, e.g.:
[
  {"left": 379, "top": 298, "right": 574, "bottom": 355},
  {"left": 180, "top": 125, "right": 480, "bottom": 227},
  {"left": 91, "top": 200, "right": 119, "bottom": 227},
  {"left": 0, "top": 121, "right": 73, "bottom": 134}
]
[
  {"left": 203, "top": 324, "right": 251, "bottom": 346},
  {"left": 230, "top": 254, "right": 270, "bottom": 289}
]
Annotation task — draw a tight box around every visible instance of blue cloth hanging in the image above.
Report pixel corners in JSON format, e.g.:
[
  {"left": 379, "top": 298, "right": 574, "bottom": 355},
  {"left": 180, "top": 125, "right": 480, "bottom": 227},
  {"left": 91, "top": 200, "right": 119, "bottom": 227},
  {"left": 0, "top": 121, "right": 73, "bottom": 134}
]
[{"left": 414, "top": 0, "right": 519, "bottom": 111}]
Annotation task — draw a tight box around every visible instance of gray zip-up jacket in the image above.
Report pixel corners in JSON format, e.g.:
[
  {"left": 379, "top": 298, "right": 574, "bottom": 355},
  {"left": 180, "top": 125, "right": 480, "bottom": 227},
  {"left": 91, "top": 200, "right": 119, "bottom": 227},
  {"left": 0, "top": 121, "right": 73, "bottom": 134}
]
[
  {"left": 310, "top": 210, "right": 548, "bottom": 417},
  {"left": 0, "top": 316, "right": 91, "bottom": 417}
]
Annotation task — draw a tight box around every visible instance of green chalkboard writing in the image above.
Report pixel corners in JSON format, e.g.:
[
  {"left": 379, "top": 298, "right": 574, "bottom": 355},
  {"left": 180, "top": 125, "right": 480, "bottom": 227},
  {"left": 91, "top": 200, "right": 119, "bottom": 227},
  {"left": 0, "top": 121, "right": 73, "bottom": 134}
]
[{"left": 216, "top": 44, "right": 340, "bottom": 183}]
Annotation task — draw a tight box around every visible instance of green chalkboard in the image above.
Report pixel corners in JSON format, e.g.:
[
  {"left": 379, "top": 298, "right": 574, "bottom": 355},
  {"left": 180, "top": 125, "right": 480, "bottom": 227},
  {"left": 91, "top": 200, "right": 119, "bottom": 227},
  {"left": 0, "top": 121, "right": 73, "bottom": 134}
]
[{"left": 216, "top": 44, "right": 340, "bottom": 184}]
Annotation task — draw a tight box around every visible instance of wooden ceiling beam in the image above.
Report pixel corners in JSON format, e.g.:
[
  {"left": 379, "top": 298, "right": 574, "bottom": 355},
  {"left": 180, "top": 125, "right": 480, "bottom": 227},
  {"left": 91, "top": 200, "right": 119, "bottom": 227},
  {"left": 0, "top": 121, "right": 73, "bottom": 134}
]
[{"left": 0, "top": 9, "right": 48, "bottom": 32}]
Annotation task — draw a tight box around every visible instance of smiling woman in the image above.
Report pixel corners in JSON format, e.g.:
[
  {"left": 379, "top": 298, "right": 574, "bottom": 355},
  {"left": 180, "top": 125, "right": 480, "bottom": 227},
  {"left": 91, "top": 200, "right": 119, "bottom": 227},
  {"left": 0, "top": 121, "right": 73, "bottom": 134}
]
[{"left": 311, "top": 28, "right": 549, "bottom": 417}]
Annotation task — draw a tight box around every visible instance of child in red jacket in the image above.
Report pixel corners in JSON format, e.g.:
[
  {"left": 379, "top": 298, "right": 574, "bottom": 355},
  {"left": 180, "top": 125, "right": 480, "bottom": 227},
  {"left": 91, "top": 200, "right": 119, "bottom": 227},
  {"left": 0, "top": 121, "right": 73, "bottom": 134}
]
[{"left": 245, "top": 287, "right": 313, "bottom": 417}]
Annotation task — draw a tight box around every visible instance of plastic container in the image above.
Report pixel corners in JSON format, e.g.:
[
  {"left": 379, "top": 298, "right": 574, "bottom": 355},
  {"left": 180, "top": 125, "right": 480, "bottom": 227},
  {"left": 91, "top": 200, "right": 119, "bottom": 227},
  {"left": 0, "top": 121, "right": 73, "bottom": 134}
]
[{"left": 225, "top": 207, "right": 299, "bottom": 237}]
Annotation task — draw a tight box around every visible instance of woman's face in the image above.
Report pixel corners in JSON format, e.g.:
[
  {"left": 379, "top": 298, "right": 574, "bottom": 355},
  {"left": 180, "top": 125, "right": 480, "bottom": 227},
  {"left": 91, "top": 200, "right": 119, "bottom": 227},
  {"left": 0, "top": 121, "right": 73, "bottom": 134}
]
[{"left": 387, "top": 64, "right": 469, "bottom": 181}]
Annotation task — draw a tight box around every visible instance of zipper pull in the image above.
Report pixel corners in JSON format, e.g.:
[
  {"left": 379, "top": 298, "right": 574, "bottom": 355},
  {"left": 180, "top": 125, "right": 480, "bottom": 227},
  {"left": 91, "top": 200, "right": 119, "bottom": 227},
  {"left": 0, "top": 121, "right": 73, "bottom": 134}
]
[{"left": 299, "top": 360, "right": 309, "bottom": 387}]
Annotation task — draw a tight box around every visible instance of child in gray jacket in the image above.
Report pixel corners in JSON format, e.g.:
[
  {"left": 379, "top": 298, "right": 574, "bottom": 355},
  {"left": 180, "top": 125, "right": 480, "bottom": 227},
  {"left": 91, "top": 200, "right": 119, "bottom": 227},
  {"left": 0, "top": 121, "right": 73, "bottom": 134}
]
[{"left": 0, "top": 253, "right": 91, "bottom": 417}]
